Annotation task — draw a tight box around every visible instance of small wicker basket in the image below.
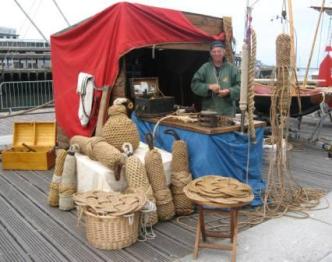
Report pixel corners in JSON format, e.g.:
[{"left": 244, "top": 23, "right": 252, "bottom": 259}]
[{"left": 84, "top": 210, "right": 140, "bottom": 250}]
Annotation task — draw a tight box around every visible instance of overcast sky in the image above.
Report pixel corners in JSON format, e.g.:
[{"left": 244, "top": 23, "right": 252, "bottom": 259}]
[{"left": 1, "top": 0, "right": 331, "bottom": 68}]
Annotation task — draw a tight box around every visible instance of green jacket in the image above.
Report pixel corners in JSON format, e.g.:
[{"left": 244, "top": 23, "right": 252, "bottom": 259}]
[{"left": 191, "top": 61, "right": 240, "bottom": 116}]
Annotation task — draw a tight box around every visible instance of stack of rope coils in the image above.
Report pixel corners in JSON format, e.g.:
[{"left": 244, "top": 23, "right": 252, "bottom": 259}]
[
  {"left": 59, "top": 145, "right": 79, "bottom": 210},
  {"left": 102, "top": 104, "right": 140, "bottom": 151},
  {"left": 123, "top": 144, "right": 158, "bottom": 226},
  {"left": 70, "top": 136, "right": 125, "bottom": 176},
  {"left": 48, "top": 149, "right": 67, "bottom": 207},
  {"left": 73, "top": 190, "right": 146, "bottom": 250},
  {"left": 184, "top": 176, "right": 254, "bottom": 206},
  {"left": 144, "top": 133, "right": 175, "bottom": 221},
  {"left": 164, "top": 129, "right": 193, "bottom": 215}
]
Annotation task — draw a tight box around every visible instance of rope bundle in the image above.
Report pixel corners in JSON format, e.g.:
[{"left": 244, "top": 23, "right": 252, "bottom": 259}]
[
  {"left": 59, "top": 145, "right": 79, "bottom": 211},
  {"left": 48, "top": 149, "right": 67, "bottom": 207},
  {"left": 165, "top": 129, "right": 193, "bottom": 215},
  {"left": 144, "top": 134, "right": 175, "bottom": 221},
  {"left": 124, "top": 145, "right": 158, "bottom": 226},
  {"left": 70, "top": 135, "right": 125, "bottom": 172},
  {"left": 102, "top": 104, "right": 140, "bottom": 151},
  {"left": 184, "top": 176, "right": 254, "bottom": 206}
]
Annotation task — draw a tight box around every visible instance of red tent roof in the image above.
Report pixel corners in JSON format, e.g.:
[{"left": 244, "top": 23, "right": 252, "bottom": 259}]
[{"left": 51, "top": 2, "right": 224, "bottom": 138}]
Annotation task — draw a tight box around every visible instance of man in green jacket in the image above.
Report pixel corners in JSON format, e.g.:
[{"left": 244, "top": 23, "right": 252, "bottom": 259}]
[{"left": 191, "top": 41, "right": 240, "bottom": 116}]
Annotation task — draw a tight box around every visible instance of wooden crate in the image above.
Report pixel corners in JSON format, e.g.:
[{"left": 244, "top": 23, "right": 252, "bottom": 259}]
[{"left": 2, "top": 122, "right": 56, "bottom": 170}]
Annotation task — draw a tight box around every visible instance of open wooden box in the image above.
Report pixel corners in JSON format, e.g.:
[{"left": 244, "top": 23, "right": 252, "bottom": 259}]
[{"left": 2, "top": 122, "right": 56, "bottom": 170}]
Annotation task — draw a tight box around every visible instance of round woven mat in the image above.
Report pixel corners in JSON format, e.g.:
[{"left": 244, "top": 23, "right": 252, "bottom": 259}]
[
  {"left": 183, "top": 175, "right": 254, "bottom": 207},
  {"left": 73, "top": 190, "right": 146, "bottom": 217}
]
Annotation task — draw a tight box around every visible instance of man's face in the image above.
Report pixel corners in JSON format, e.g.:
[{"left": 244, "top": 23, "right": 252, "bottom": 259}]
[{"left": 210, "top": 47, "right": 225, "bottom": 64}]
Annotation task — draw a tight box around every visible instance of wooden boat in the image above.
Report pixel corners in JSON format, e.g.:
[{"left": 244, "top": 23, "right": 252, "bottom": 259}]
[{"left": 254, "top": 83, "right": 323, "bottom": 118}]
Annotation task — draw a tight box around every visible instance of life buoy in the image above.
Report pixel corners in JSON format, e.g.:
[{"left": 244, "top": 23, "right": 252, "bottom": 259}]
[{"left": 77, "top": 72, "right": 95, "bottom": 127}]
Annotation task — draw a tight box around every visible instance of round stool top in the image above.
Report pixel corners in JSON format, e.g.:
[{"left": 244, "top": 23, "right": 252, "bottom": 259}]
[{"left": 183, "top": 175, "right": 254, "bottom": 208}]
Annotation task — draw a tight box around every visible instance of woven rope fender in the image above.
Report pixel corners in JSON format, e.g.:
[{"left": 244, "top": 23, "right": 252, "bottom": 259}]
[
  {"left": 102, "top": 104, "right": 140, "bottom": 151},
  {"left": 164, "top": 129, "right": 193, "bottom": 215},
  {"left": 73, "top": 190, "right": 146, "bottom": 250},
  {"left": 48, "top": 149, "right": 67, "bottom": 207},
  {"left": 59, "top": 145, "right": 79, "bottom": 211},
  {"left": 184, "top": 175, "right": 254, "bottom": 207},
  {"left": 70, "top": 136, "right": 125, "bottom": 171},
  {"left": 144, "top": 133, "right": 175, "bottom": 220},
  {"left": 123, "top": 144, "right": 158, "bottom": 226}
]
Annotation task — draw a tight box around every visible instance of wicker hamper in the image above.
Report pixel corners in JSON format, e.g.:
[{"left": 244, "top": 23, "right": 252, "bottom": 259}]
[{"left": 84, "top": 210, "right": 140, "bottom": 250}]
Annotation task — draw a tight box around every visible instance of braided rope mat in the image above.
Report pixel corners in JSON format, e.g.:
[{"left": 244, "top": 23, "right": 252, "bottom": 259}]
[
  {"left": 184, "top": 176, "right": 254, "bottom": 207},
  {"left": 73, "top": 190, "right": 146, "bottom": 217}
]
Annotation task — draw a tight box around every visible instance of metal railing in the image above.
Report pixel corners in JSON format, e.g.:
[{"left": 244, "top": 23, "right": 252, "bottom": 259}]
[{"left": 0, "top": 80, "right": 53, "bottom": 112}]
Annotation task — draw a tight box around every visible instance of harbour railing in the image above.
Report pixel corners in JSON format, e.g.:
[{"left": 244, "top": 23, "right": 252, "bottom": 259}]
[{"left": 0, "top": 80, "right": 53, "bottom": 112}]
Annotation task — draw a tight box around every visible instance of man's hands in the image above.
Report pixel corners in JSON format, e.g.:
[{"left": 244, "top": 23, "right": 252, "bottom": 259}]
[
  {"left": 218, "top": 88, "right": 230, "bottom": 97},
  {"left": 208, "top": 84, "right": 230, "bottom": 97},
  {"left": 208, "top": 84, "right": 220, "bottom": 94}
]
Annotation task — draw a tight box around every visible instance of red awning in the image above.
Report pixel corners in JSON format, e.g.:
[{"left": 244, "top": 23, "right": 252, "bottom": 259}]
[{"left": 51, "top": 2, "right": 224, "bottom": 137}]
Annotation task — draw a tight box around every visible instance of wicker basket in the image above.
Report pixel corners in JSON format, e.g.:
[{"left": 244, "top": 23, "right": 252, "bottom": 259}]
[{"left": 84, "top": 210, "right": 140, "bottom": 250}]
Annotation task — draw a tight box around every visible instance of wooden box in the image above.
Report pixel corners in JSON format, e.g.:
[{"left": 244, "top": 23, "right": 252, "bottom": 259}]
[{"left": 2, "top": 122, "right": 56, "bottom": 170}]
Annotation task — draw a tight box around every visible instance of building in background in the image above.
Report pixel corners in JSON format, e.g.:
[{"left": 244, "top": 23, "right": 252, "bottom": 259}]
[{"left": 0, "top": 27, "right": 51, "bottom": 82}]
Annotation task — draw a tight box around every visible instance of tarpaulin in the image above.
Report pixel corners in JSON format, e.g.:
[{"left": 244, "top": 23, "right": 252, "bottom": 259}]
[
  {"left": 51, "top": 2, "right": 224, "bottom": 138},
  {"left": 132, "top": 113, "right": 265, "bottom": 206}
]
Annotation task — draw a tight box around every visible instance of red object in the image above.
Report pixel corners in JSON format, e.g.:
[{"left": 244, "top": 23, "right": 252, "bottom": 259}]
[
  {"left": 51, "top": 2, "right": 224, "bottom": 138},
  {"left": 318, "top": 53, "right": 332, "bottom": 87}
]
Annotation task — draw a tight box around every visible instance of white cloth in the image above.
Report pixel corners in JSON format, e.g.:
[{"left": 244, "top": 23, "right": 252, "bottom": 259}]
[
  {"left": 75, "top": 142, "right": 172, "bottom": 193},
  {"left": 134, "top": 142, "right": 172, "bottom": 186},
  {"left": 75, "top": 153, "right": 128, "bottom": 193},
  {"left": 77, "top": 72, "right": 95, "bottom": 127}
]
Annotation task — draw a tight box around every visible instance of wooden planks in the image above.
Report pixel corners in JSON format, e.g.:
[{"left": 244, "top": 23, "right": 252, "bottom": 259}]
[{"left": 0, "top": 166, "right": 197, "bottom": 262}]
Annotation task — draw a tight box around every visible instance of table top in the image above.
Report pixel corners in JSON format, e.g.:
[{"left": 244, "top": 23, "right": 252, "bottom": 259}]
[{"left": 140, "top": 116, "right": 266, "bottom": 135}]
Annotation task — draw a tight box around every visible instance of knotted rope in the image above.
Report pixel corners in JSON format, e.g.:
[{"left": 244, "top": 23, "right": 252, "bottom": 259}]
[{"left": 247, "top": 30, "right": 257, "bottom": 143}]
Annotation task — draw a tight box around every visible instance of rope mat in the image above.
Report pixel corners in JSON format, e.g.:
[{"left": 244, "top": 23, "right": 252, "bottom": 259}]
[
  {"left": 73, "top": 190, "right": 146, "bottom": 217},
  {"left": 184, "top": 176, "right": 254, "bottom": 206}
]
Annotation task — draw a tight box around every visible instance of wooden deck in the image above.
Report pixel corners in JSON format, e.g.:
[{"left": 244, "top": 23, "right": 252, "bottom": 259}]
[{"left": 0, "top": 110, "right": 331, "bottom": 261}]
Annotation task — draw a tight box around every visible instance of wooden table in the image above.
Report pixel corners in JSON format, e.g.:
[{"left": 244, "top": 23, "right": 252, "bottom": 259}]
[
  {"left": 192, "top": 200, "right": 248, "bottom": 262},
  {"left": 141, "top": 116, "right": 265, "bottom": 135}
]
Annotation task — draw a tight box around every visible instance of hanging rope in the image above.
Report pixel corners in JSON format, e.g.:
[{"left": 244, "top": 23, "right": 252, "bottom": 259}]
[
  {"left": 247, "top": 30, "right": 257, "bottom": 143},
  {"left": 261, "top": 33, "right": 324, "bottom": 218}
]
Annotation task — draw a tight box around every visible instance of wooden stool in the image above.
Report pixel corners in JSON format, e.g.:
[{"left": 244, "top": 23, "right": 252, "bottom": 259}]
[{"left": 192, "top": 202, "right": 246, "bottom": 262}]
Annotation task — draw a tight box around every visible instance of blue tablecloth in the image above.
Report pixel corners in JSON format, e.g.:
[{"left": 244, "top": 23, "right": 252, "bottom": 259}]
[{"left": 132, "top": 113, "right": 265, "bottom": 206}]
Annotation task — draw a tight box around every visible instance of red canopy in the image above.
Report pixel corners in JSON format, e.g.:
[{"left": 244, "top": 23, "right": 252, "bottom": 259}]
[{"left": 51, "top": 2, "right": 224, "bottom": 138}]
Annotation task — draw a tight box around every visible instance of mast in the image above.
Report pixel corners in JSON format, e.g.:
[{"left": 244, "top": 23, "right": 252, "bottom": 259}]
[{"left": 287, "top": 0, "right": 296, "bottom": 79}]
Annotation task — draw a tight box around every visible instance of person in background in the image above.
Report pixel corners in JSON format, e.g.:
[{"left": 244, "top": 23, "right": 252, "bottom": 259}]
[{"left": 191, "top": 41, "right": 240, "bottom": 116}]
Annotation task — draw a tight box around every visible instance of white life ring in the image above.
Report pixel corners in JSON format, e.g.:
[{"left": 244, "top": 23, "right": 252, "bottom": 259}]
[{"left": 77, "top": 72, "right": 95, "bottom": 127}]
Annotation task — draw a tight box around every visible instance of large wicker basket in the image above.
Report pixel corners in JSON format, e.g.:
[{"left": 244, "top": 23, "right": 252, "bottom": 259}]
[{"left": 84, "top": 210, "right": 140, "bottom": 250}]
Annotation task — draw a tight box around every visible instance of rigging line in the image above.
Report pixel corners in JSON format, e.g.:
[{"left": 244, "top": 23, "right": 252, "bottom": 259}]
[
  {"left": 316, "top": 13, "right": 325, "bottom": 68},
  {"left": 303, "top": 0, "right": 326, "bottom": 88},
  {"left": 13, "top": 0, "right": 49, "bottom": 43},
  {"left": 51, "top": 0, "right": 71, "bottom": 26},
  {"left": 326, "top": 16, "right": 332, "bottom": 47}
]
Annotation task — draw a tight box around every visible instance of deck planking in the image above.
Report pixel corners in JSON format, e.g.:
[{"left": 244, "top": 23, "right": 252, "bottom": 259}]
[{"left": 0, "top": 110, "right": 331, "bottom": 261}]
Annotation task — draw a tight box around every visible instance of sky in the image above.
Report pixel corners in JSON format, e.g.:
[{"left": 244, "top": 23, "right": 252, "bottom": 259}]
[{"left": 1, "top": 0, "right": 331, "bottom": 68}]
